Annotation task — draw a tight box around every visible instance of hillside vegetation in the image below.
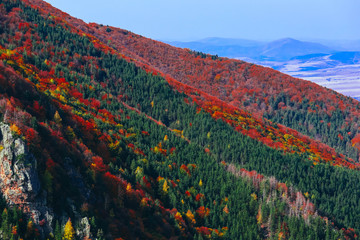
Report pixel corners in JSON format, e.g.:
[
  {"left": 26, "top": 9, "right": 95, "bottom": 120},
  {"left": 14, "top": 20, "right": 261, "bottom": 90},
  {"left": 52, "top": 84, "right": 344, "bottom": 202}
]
[{"left": 0, "top": 0, "right": 359, "bottom": 239}]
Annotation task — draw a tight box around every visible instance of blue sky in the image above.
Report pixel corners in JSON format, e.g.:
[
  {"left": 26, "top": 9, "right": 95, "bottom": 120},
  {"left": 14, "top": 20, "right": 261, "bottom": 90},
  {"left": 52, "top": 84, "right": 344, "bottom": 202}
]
[{"left": 44, "top": 0, "right": 360, "bottom": 41}]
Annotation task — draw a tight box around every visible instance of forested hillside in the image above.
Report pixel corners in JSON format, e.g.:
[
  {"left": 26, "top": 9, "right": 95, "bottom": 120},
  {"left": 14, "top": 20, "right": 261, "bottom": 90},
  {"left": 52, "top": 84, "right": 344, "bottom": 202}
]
[
  {"left": 0, "top": 0, "right": 359, "bottom": 239},
  {"left": 52, "top": 10, "right": 360, "bottom": 162}
]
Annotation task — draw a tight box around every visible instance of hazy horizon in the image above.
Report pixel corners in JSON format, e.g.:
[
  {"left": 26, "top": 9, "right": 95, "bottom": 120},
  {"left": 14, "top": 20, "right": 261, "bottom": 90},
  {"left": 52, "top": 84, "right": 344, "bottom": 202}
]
[
  {"left": 44, "top": 0, "right": 360, "bottom": 42},
  {"left": 165, "top": 36, "right": 360, "bottom": 43}
]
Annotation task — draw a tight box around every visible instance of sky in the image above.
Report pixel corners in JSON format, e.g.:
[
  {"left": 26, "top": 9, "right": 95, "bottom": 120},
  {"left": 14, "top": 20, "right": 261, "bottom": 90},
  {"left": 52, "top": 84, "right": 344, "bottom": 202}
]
[{"left": 44, "top": 0, "right": 360, "bottom": 42}]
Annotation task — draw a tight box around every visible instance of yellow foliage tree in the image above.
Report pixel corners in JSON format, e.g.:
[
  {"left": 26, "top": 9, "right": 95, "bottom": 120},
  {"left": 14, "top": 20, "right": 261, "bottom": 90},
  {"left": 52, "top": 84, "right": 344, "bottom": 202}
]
[
  {"left": 135, "top": 166, "right": 143, "bottom": 176},
  {"left": 199, "top": 179, "right": 203, "bottom": 187},
  {"left": 163, "top": 180, "right": 169, "bottom": 193},
  {"left": 54, "top": 111, "right": 62, "bottom": 124},
  {"left": 126, "top": 183, "right": 132, "bottom": 192},
  {"left": 186, "top": 209, "right": 196, "bottom": 224},
  {"left": 207, "top": 132, "right": 211, "bottom": 139},
  {"left": 63, "top": 218, "right": 75, "bottom": 240},
  {"left": 157, "top": 176, "right": 164, "bottom": 182},
  {"left": 172, "top": 129, "right": 183, "bottom": 135},
  {"left": 251, "top": 193, "right": 257, "bottom": 201},
  {"left": 256, "top": 206, "right": 262, "bottom": 224},
  {"left": 10, "top": 124, "right": 21, "bottom": 135},
  {"left": 223, "top": 205, "right": 229, "bottom": 214}
]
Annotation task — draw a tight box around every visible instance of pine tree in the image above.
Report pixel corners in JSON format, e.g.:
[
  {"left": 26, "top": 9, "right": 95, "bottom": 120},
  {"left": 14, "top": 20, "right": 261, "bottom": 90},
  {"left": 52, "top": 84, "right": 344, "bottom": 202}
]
[
  {"left": 54, "top": 221, "right": 62, "bottom": 240},
  {"left": 1, "top": 209, "right": 10, "bottom": 239}
]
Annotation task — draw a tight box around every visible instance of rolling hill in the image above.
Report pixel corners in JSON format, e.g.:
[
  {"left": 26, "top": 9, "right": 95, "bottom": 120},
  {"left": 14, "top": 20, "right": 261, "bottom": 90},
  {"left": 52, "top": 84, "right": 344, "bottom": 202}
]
[
  {"left": 259, "top": 38, "right": 333, "bottom": 61},
  {"left": 169, "top": 37, "right": 333, "bottom": 60}
]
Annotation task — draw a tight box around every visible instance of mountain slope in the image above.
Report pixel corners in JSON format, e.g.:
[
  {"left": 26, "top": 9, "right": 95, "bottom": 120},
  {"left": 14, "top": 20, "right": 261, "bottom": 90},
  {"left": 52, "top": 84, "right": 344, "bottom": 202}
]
[
  {"left": 168, "top": 38, "right": 360, "bottom": 101},
  {"left": 61, "top": 19, "right": 360, "bottom": 162},
  {"left": 26, "top": 0, "right": 360, "bottom": 229},
  {"left": 0, "top": 0, "right": 359, "bottom": 239}
]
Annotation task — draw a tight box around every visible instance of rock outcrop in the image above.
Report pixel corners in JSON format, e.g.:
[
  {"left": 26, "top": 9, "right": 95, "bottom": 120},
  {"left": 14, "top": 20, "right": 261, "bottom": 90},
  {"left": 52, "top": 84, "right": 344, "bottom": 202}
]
[
  {"left": 76, "top": 217, "right": 92, "bottom": 239},
  {"left": 0, "top": 122, "right": 53, "bottom": 234}
]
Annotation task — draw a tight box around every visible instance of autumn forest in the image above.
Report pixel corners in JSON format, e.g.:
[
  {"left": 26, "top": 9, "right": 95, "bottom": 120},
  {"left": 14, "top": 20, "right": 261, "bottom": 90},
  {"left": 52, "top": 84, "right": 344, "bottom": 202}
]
[{"left": 0, "top": 0, "right": 360, "bottom": 239}]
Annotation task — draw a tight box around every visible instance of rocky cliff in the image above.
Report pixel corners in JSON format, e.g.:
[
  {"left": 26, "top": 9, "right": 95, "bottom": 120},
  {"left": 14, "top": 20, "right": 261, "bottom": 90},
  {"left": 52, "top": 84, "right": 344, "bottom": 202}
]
[{"left": 0, "top": 123, "right": 53, "bottom": 234}]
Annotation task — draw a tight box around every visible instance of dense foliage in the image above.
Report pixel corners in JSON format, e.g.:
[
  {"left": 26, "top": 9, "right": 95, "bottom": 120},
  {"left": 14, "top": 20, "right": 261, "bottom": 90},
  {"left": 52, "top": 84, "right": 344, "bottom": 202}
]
[
  {"left": 59, "top": 5, "right": 360, "bottom": 163},
  {"left": 0, "top": 0, "right": 358, "bottom": 239}
]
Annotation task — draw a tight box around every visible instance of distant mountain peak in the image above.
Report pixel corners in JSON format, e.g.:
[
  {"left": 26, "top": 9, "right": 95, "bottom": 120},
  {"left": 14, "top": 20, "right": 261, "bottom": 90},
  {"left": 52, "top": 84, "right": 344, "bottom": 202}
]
[
  {"left": 275, "top": 37, "right": 299, "bottom": 43},
  {"left": 259, "top": 38, "right": 333, "bottom": 60},
  {"left": 168, "top": 37, "right": 333, "bottom": 60}
]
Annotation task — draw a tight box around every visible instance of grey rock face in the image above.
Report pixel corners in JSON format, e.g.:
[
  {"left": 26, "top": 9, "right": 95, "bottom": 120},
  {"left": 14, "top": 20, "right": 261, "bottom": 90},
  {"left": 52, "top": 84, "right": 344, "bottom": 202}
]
[
  {"left": 76, "top": 217, "right": 93, "bottom": 239},
  {"left": 0, "top": 123, "right": 53, "bottom": 234}
]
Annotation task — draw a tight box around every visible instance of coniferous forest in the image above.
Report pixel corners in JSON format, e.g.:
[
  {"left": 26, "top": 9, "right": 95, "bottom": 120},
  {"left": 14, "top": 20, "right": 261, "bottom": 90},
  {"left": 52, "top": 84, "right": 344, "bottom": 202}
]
[{"left": 0, "top": 0, "right": 360, "bottom": 239}]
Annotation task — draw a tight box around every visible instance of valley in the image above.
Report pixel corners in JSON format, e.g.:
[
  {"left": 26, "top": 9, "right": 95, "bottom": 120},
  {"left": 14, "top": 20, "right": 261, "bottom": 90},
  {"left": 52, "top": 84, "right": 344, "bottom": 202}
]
[
  {"left": 240, "top": 54, "right": 360, "bottom": 100},
  {"left": 170, "top": 38, "right": 360, "bottom": 100}
]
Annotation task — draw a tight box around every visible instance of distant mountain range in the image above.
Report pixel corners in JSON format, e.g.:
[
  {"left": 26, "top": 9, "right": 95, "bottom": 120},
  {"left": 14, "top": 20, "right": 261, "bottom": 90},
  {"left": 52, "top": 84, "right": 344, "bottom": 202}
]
[
  {"left": 168, "top": 37, "right": 334, "bottom": 61},
  {"left": 315, "top": 39, "right": 360, "bottom": 52}
]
